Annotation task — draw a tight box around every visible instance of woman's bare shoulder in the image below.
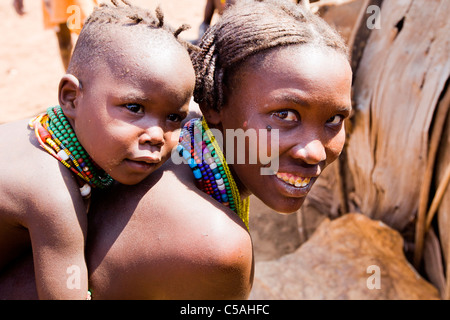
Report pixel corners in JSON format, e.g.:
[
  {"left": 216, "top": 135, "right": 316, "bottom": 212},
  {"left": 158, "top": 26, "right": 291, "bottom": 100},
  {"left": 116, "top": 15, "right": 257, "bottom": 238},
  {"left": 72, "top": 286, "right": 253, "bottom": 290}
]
[
  {"left": 87, "top": 159, "right": 253, "bottom": 299},
  {"left": 146, "top": 159, "right": 249, "bottom": 230}
]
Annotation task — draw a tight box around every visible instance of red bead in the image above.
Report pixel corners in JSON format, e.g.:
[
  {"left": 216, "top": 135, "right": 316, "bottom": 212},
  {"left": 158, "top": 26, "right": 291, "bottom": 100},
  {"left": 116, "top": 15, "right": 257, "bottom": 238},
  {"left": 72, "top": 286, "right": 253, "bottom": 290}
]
[
  {"left": 37, "top": 124, "right": 51, "bottom": 141},
  {"left": 195, "top": 179, "right": 204, "bottom": 189}
]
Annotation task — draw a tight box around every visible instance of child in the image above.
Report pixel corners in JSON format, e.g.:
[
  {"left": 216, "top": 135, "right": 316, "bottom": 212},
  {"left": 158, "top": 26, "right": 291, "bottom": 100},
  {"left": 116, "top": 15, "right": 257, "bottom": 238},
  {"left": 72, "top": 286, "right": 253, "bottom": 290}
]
[{"left": 0, "top": 0, "right": 195, "bottom": 299}]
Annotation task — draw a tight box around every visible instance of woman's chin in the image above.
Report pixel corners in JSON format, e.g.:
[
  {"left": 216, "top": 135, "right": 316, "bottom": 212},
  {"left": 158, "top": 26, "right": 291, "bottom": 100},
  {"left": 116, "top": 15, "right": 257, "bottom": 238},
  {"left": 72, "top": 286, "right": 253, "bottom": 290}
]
[{"left": 257, "top": 194, "right": 306, "bottom": 214}]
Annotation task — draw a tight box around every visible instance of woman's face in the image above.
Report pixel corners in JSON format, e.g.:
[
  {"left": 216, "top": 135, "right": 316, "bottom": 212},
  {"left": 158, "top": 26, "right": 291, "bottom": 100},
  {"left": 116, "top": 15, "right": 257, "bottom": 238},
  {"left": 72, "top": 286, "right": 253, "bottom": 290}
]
[{"left": 210, "top": 44, "right": 352, "bottom": 213}]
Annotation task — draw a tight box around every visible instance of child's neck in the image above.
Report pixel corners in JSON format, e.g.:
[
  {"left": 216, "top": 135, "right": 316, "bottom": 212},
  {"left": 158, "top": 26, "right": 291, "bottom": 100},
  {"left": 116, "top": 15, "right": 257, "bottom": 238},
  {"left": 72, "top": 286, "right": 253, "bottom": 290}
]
[{"left": 29, "top": 106, "right": 114, "bottom": 198}]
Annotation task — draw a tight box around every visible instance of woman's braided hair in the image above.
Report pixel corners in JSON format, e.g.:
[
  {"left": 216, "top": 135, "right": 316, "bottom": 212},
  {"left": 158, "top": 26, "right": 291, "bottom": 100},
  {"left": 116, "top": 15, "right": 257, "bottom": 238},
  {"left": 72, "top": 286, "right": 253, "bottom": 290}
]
[
  {"left": 191, "top": 0, "right": 349, "bottom": 112},
  {"left": 68, "top": 0, "right": 193, "bottom": 76}
]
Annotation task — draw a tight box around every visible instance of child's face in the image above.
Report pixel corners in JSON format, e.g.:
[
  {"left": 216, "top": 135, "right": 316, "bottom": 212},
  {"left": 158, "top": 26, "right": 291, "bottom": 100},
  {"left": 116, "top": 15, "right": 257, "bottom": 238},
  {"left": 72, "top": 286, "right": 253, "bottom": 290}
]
[
  {"left": 217, "top": 45, "right": 352, "bottom": 213},
  {"left": 69, "top": 33, "right": 195, "bottom": 185}
]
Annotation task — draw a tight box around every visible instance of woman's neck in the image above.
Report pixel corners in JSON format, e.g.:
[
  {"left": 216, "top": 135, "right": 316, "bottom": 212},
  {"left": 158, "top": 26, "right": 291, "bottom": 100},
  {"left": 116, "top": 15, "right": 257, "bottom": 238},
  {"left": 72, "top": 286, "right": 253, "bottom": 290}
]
[
  {"left": 206, "top": 120, "right": 252, "bottom": 201},
  {"left": 228, "top": 164, "right": 251, "bottom": 200}
]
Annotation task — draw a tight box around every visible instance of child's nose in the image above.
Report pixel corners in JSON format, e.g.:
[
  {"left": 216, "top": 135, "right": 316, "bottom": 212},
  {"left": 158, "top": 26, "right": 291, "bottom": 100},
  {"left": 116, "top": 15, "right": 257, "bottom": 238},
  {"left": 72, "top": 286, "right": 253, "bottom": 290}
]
[
  {"left": 289, "top": 139, "right": 326, "bottom": 165},
  {"left": 139, "top": 126, "right": 165, "bottom": 146}
]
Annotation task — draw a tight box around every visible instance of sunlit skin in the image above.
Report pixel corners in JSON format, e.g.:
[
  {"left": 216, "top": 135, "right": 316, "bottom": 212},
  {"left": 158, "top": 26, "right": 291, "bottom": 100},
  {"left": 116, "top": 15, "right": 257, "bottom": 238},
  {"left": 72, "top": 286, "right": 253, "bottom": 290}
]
[{"left": 204, "top": 44, "right": 353, "bottom": 213}]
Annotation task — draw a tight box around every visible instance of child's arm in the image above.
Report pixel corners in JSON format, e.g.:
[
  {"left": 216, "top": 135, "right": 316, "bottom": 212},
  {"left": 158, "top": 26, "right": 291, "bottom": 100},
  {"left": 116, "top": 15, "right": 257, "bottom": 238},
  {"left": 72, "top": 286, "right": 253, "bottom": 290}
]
[{"left": 27, "top": 186, "right": 88, "bottom": 300}]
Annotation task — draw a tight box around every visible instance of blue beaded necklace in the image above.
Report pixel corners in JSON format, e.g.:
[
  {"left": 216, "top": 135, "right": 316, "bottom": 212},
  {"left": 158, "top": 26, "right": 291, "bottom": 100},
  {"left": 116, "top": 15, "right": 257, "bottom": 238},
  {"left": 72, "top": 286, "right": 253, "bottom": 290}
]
[{"left": 177, "top": 118, "right": 249, "bottom": 229}]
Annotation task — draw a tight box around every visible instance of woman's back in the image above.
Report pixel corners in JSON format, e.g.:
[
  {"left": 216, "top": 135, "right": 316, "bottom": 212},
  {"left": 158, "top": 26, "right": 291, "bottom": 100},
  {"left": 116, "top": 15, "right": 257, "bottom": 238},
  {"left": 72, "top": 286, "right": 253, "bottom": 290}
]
[{"left": 86, "top": 159, "right": 253, "bottom": 299}]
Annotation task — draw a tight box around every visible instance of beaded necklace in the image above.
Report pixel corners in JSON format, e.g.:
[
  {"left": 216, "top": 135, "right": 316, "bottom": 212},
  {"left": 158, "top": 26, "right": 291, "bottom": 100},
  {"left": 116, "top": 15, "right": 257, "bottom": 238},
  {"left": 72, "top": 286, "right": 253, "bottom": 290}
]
[
  {"left": 29, "top": 106, "right": 114, "bottom": 197},
  {"left": 177, "top": 118, "right": 249, "bottom": 229}
]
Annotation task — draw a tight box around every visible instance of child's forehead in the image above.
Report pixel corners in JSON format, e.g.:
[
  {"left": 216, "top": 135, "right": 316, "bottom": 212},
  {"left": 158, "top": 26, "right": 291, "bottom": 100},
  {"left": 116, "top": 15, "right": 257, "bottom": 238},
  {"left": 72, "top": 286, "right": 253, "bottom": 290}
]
[
  {"left": 82, "top": 30, "right": 193, "bottom": 88},
  {"left": 99, "top": 26, "right": 186, "bottom": 66},
  {"left": 107, "top": 25, "right": 176, "bottom": 48}
]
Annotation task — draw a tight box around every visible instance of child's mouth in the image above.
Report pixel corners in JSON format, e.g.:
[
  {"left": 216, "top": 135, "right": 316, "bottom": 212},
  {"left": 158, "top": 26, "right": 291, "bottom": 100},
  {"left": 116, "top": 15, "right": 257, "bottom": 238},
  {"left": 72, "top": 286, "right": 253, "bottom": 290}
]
[{"left": 275, "top": 172, "right": 312, "bottom": 188}]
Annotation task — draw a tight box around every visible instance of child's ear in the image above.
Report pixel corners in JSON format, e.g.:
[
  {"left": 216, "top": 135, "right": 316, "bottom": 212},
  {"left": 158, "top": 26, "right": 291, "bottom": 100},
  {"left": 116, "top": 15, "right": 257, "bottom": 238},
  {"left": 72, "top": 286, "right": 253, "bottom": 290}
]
[{"left": 58, "top": 74, "right": 82, "bottom": 120}]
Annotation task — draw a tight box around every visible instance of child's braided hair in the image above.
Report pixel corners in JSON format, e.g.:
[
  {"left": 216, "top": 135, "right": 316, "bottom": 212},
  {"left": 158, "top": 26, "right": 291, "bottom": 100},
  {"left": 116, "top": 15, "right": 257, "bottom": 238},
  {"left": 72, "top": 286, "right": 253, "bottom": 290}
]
[
  {"left": 191, "top": 0, "right": 349, "bottom": 112},
  {"left": 84, "top": 0, "right": 190, "bottom": 41},
  {"left": 68, "top": 0, "right": 194, "bottom": 76}
]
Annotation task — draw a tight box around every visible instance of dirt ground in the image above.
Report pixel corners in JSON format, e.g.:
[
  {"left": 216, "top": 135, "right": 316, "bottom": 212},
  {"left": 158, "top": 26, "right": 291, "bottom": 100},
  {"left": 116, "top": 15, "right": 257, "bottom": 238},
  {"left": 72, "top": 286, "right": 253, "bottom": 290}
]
[{"left": 0, "top": 0, "right": 207, "bottom": 124}]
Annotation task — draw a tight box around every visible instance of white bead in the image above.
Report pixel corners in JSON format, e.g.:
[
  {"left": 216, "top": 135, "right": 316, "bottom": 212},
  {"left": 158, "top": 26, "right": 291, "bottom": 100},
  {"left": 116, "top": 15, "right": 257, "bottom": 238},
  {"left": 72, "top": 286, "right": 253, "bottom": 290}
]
[
  {"left": 216, "top": 178, "right": 224, "bottom": 185},
  {"left": 218, "top": 183, "right": 225, "bottom": 190},
  {"left": 79, "top": 184, "right": 91, "bottom": 197},
  {"left": 209, "top": 162, "right": 217, "bottom": 170},
  {"left": 57, "top": 150, "right": 69, "bottom": 161}
]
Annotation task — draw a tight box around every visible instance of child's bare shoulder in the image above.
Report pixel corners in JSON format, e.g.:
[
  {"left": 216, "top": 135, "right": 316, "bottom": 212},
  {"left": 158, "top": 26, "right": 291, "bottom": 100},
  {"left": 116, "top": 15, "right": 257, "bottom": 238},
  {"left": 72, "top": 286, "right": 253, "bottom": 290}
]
[{"left": 0, "top": 119, "right": 86, "bottom": 226}]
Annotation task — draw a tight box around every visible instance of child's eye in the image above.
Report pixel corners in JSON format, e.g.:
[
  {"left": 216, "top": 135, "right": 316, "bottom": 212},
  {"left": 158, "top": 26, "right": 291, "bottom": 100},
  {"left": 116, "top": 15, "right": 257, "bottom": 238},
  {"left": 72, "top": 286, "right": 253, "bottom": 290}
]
[
  {"left": 124, "top": 104, "right": 144, "bottom": 114},
  {"left": 167, "top": 113, "right": 183, "bottom": 122},
  {"left": 272, "top": 110, "right": 298, "bottom": 122},
  {"left": 327, "top": 115, "right": 345, "bottom": 125}
]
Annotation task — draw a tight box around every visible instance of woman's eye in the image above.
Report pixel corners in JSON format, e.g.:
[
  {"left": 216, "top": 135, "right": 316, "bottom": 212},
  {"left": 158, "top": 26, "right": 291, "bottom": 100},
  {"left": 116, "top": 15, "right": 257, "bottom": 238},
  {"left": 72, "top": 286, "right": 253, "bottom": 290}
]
[
  {"left": 327, "top": 115, "right": 344, "bottom": 125},
  {"left": 124, "top": 104, "right": 144, "bottom": 114},
  {"left": 273, "top": 110, "right": 298, "bottom": 122}
]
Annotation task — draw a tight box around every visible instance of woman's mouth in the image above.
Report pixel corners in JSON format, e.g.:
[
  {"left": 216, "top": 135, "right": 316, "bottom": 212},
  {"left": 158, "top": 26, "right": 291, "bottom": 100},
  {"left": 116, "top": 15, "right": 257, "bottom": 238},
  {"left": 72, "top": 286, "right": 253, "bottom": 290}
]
[{"left": 275, "top": 172, "right": 312, "bottom": 188}]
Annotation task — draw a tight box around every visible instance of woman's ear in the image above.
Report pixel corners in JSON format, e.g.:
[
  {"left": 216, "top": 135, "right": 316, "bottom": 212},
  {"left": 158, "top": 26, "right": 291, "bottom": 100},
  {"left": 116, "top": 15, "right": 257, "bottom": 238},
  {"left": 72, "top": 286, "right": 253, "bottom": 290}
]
[
  {"left": 200, "top": 102, "right": 222, "bottom": 125},
  {"left": 58, "top": 74, "right": 82, "bottom": 120}
]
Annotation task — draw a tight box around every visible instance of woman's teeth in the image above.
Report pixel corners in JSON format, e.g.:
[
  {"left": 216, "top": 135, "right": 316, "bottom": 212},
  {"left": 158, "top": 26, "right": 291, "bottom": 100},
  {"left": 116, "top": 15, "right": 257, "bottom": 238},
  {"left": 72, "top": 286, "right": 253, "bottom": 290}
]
[{"left": 276, "top": 172, "right": 311, "bottom": 188}]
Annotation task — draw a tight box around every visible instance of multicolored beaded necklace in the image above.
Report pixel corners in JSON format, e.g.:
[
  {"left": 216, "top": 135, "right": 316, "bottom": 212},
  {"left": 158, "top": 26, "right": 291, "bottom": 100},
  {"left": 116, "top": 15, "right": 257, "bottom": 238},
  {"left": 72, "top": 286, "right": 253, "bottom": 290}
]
[
  {"left": 177, "top": 118, "right": 250, "bottom": 229},
  {"left": 29, "top": 106, "right": 114, "bottom": 198}
]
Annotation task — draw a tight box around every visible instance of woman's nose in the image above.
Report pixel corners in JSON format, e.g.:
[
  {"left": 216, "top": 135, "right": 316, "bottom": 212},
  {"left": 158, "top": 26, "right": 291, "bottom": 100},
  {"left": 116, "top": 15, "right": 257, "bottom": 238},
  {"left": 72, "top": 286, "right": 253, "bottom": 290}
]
[{"left": 289, "top": 139, "right": 326, "bottom": 165}]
